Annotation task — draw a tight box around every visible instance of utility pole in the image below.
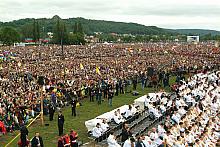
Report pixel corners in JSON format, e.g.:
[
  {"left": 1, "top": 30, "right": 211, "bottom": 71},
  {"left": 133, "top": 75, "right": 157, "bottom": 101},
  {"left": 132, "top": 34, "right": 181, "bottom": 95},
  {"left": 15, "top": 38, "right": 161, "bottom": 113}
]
[
  {"left": 61, "top": 26, "right": 66, "bottom": 83},
  {"left": 40, "top": 86, "right": 44, "bottom": 126}
]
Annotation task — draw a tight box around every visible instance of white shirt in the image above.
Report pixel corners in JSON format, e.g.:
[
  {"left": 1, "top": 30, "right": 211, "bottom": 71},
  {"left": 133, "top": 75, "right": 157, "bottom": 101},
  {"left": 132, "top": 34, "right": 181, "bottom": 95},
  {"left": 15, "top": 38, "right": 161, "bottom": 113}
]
[
  {"left": 149, "top": 108, "right": 161, "bottom": 118},
  {"left": 150, "top": 132, "right": 159, "bottom": 141},
  {"left": 157, "top": 125, "right": 166, "bottom": 136},
  {"left": 186, "top": 133, "right": 194, "bottom": 143},
  {"left": 175, "top": 100, "right": 182, "bottom": 109},
  {"left": 123, "top": 139, "right": 135, "bottom": 147},
  {"left": 178, "top": 107, "right": 186, "bottom": 116},
  {"left": 113, "top": 114, "right": 123, "bottom": 124},
  {"left": 160, "top": 105, "right": 166, "bottom": 113},
  {"left": 131, "top": 106, "right": 137, "bottom": 114},
  {"left": 171, "top": 113, "right": 180, "bottom": 124},
  {"left": 167, "top": 100, "right": 172, "bottom": 107},
  {"left": 101, "top": 122, "right": 109, "bottom": 132},
  {"left": 144, "top": 98, "right": 150, "bottom": 107},
  {"left": 92, "top": 127, "right": 102, "bottom": 138},
  {"left": 124, "top": 109, "right": 132, "bottom": 118},
  {"left": 107, "top": 134, "right": 120, "bottom": 147}
]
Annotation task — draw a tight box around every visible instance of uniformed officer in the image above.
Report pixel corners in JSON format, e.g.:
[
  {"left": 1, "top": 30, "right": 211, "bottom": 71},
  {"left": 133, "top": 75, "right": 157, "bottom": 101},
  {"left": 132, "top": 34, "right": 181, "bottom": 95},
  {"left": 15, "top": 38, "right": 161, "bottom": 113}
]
[
  {"left": 58, "top": 111, "right": 65, "bottom": 136},
  {"left": 71, "top": 98, "right": 77, "bottom": 117}
]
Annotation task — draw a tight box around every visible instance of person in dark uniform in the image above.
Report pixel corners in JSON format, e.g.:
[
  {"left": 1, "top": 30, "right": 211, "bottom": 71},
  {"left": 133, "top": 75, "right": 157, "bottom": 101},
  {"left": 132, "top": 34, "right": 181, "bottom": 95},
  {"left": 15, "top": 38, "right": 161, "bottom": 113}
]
[
  {"left": 119, "top": 78, "right": 124, "bottom": 94},
  {"left": 136, "top": 136, "right": 146, "bottom": 147},
  {"left": 49, "top": 103, "right": 55, "bottom": 121},
  {"left": 132, "top": 76, "right": 137, "bottom": 90},
  {"left": 88, "top": 84, "right": 93, "bottom": 102},
  {"left": 71, "top": 98, "right": 77, "bottom": 117},
  {"left": 20, "top": 124, "right": 29, "bottom": 147},
  {"left": 121, "top": 123, "right": 132, "bottom": 142},
  {"left": 96, "top": 83, "right": 102, "bottom": 105},
  {"left": 57, "top": 137, "right": 64, "bottom": 147},
  {"left": 58, "top": 111, "right": 65, "bottom": 136},
  {"left": 31, "top": 132, "right": 44, "bottom": 147},
  {"left": 115, "top": 81, "right": 119, "bottom": 96}
]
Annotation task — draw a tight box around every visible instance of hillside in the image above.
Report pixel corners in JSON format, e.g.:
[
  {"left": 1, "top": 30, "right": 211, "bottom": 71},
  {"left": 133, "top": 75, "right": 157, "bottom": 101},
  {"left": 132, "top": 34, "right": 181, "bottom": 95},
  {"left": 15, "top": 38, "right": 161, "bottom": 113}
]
[
  {"left": 0, "top": 16, "right": 172, "bottom": 35},
  {"left": 0, "top": 16, "right": 220, "bottom": 37},
  {"left": 171, "top": 29, "right": 220, "bottom": 36}
]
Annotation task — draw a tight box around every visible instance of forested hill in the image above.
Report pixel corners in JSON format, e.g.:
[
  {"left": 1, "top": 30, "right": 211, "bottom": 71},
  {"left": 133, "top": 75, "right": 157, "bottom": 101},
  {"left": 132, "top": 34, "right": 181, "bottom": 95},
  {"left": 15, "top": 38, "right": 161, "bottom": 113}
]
[
  {"left": 0, "top": 16, "right": 219, "bottom": 36},
  {"left": 171, "top": 29, "right": 220, "bottom": 36},
  {"left": 0, "top": 16, "right": 172, "bottom": 35}
]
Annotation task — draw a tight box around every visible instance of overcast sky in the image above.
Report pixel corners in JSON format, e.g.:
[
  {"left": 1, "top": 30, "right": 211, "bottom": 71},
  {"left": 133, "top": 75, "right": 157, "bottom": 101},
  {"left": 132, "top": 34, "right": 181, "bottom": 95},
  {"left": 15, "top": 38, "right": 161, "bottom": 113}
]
[{"left": 1, "top": 0, "right": 220, "bottom": 30}]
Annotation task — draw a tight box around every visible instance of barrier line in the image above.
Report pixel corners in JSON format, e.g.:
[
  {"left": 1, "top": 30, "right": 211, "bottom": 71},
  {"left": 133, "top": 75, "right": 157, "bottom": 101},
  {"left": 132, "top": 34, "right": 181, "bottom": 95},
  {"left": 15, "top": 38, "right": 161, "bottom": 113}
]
[{"left": 5, "top": 114, "right": 41, "bottom": 147}]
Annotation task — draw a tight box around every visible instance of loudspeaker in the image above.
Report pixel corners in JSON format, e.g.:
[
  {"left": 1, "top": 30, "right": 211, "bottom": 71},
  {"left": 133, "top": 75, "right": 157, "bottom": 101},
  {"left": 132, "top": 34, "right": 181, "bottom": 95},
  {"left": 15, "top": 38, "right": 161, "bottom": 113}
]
[{"left": 37, "top": 76, "right": 45, "bottom": 86}]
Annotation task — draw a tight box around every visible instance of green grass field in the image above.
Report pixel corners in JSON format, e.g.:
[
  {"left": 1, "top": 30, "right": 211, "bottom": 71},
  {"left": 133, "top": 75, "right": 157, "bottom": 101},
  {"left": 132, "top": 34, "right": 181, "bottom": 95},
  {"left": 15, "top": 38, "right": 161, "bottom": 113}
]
[{"left": 1, "top": 77, "right": 176, "bottom": 147}]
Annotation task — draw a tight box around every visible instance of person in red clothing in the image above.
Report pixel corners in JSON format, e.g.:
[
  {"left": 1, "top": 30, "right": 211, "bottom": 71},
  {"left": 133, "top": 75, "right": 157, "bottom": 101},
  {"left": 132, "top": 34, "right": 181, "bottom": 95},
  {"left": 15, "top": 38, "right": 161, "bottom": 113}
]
[
  {"left": 58, "top": 137, "right": 64, "bottom": 147},
  {"left": 0, "top": 121, "right": 6, "bottom": 134},
  {"left": 63, "top": 134, "right": 70, "bottom": 147},
  {"left": 70, "top": 130, "right": 78, "bottom": 147}
]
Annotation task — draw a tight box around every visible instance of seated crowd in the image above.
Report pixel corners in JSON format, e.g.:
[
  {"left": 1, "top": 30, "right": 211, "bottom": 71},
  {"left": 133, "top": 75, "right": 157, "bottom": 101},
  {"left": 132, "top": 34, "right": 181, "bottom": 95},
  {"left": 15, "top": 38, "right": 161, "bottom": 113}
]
[
  {"left": 102, "top": 71, "right": 220, "bottom": 146},
  {"left": 92, "top": 104, "right": 138, "bottom": 138}
]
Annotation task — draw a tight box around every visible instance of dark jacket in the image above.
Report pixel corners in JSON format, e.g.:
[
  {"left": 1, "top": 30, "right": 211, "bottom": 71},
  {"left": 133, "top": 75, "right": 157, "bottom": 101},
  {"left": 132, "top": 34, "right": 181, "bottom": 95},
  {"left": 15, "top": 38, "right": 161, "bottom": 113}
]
[
  {"left": 58, "top": 114, "right": 65, "bottom": 126},
  {"left": 31, "top": 136, "right": 44, "bottom": 147},
  {"left": 71, "top": 99, "right": 77, "bottom": 108},
  {"left": 121, "top": 128, "right": 132, "bottom": 142},
  {"left": 136, "top": 141, "right": 146, "bottom": 147},
  {"left": 20, "top": 126, "right": 29, "bottom": 137}
]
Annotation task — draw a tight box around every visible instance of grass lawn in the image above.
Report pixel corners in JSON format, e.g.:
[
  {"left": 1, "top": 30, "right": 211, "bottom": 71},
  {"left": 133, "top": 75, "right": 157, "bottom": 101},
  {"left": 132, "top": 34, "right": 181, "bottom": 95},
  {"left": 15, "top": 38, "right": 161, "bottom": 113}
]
[{"left": 1, "top": 76, "right": 176, "bottom": 147}]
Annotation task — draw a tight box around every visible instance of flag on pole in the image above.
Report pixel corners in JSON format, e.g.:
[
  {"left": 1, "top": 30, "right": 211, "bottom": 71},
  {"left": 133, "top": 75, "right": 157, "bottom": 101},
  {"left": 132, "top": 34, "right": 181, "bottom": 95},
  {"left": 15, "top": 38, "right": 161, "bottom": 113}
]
[
  {"left": 80, "top": 63, "right": 84, "bottom": 70},
  {"left": 96, "top": 66, "right": 101, "bottom": 75}
]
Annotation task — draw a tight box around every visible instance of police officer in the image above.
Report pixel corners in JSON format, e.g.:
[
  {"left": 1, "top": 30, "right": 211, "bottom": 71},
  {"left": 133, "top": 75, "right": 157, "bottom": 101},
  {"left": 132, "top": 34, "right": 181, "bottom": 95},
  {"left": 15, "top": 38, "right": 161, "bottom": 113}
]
[
  {"left": 49, "top": 103, "right": 55, "bottom": 121},
  {"left": 58, "top": 111, "right": 65, "bottom": 136},
  {"left": 71, "top": 98, "right": 77, "bottom": 117}
]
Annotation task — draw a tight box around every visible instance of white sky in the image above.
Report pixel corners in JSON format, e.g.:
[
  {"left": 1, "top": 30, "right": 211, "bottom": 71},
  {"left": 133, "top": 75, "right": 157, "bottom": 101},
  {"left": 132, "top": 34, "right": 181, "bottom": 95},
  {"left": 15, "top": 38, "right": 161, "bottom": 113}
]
[{"left": 1, "top": 0, "right": 220, "bottom": 30}]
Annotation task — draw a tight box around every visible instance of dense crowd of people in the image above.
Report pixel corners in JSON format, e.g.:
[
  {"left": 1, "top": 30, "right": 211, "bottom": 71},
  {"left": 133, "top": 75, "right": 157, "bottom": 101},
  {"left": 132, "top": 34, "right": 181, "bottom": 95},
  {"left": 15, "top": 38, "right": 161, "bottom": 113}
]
[
  {"left": 106, "top": 71, "right": 220, "bottom": 146},
  {"left": 0, "top": 42, "right": 219, "bottom": 146}
]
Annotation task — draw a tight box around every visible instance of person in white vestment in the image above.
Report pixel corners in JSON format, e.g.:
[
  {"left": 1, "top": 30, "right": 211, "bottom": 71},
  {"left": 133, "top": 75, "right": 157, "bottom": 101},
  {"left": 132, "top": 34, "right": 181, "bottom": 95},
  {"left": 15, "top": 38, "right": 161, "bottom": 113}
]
[
  {"left": 107, "top": 131, "right": 121, "bottom": 147},
  {"left": 101, "top": 119, "right": 109, "bottom": 132},
  {"left": 92, "top": 123, "right": 102, "bottom": 138},
  {"left": 123, "top": 137, "right": 135, "bottom": 147}
]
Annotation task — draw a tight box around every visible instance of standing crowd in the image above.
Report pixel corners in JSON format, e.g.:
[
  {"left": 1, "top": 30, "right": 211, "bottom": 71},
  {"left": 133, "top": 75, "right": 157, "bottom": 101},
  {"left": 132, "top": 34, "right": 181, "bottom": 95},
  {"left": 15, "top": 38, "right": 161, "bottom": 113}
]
[{"left": 0, "top": 42, "right": 219, "bottom": 146}]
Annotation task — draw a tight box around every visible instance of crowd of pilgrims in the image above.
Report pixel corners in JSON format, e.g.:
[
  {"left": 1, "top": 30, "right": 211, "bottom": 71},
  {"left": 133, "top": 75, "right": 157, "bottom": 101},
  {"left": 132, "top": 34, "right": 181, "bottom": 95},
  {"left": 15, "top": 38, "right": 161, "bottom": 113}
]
[
  {"left": 0, "top": 42, "right": 219, "bottom": 143},
  {"left": 91, "top": 71, "right": 220, "bottom": 147}
]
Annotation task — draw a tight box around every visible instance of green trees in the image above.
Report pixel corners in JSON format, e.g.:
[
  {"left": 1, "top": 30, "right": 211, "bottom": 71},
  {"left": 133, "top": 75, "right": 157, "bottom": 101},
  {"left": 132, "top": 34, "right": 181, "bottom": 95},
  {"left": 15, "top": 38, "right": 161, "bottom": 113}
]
[
  {"left": 52, "top": 20, "right": 86, "bottom": 45},
  {"left": 0, "top": 27, "right": 20, "bottom": 45},
  {"left": 33, "top": 19, "right": 40, "bottom": 42},
  {"left": 18, "top": 19, "right": 40, "bottom": 42},
  {"left": 20, "top": 23, "right": 33, "bottom": 40},
  {"left": 52, "top": 19, "right": 68, "bottom": 44},
  {"left": 69, "top": 22, "right": 85, "bottom": 45}
]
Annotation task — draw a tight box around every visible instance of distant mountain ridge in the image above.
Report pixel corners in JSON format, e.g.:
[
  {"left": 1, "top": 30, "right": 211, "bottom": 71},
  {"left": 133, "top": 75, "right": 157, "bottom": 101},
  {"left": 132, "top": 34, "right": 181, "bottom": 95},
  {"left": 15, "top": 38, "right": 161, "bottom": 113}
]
[
  {"left": 170, "top": 29, "right": 220, "bottom": 36},
  {"left": 0, "top": 16, "right": 220, "bottom": 36}
]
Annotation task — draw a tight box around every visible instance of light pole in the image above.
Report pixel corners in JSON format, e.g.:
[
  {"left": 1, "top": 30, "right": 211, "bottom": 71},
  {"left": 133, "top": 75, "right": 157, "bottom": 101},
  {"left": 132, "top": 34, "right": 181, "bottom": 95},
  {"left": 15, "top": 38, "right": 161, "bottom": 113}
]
[
  {"left": 40, "top": 85, "right": 44, "bottom": 126},
  {"left": 61, "top": 26, "right": 66, "bottom": 83}
]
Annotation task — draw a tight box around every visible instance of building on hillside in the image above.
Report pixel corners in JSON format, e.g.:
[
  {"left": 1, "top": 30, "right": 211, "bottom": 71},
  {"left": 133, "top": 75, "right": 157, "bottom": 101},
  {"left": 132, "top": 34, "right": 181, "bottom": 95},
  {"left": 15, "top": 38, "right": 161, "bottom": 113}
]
[{"left": 85, "top": 35, "right": 99, "bottom": 43}]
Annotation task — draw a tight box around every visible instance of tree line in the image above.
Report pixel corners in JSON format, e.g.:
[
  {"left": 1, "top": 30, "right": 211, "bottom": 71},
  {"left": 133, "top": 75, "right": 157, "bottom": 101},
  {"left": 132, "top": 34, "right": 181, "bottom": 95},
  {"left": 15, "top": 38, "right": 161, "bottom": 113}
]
[
  {"left": 0, "top": 18, "right": 85, "bottom": 45},
  {"left": 0, "top": 16, "right": 220, "bottom": 45}
]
